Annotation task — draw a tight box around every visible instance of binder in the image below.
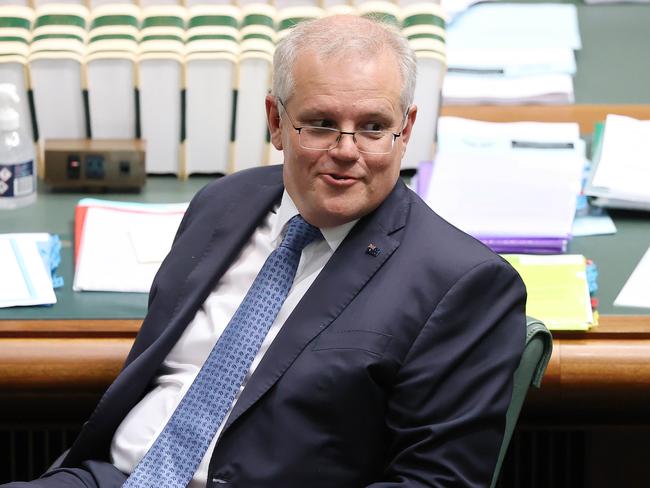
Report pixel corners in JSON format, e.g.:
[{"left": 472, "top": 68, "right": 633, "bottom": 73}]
[
  {"left": 86, "top": 3, "right": 140, "bottom": 139},
  {"left": 184, "top": 4, "right": 240, "bottom": 175},
  {"left": 232, "top": 2, "right": 276, "bottom": 173},
  {"left": 29, "top": 3, "right": 89, "bottom": 146},
  {"left": 138, "top": 5, "right": 186, "bottom": 175},
  {"left": 400, "top": 1, "right": 446, "bottom": 170}
]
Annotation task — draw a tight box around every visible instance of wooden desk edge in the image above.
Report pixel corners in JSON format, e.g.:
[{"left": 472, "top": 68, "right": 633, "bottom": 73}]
[
  {"left": 2, "top": 314, "right": 647, "bottom": 338},
  {"left": 441, "top": 104, "right": 650, "bottom": 133},
  {"left": 1, "top": 315, "right": 649, "bottom": 396}
]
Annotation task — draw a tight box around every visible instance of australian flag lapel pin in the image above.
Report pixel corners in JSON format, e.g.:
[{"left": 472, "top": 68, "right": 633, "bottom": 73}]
[{"left": 366, "top": 243, "right": 381, "bottom": 257}]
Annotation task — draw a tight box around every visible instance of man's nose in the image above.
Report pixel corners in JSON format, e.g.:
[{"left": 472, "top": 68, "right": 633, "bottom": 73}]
[{"left": 330, "top": 132, "right": 359, "bottom": 161}]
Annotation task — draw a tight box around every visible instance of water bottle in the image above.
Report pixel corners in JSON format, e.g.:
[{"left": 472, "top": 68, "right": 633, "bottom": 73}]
[{"left": 0, "top": 83, "right": 36, "bottom": 209}]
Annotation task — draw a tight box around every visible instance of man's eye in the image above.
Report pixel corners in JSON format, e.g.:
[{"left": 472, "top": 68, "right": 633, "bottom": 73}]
[
  {"left": 310, "top": 120, "right": 336, "bottom": 129},
  {"left": 362, "top": 122, "right": 386, "bottom": 132}
]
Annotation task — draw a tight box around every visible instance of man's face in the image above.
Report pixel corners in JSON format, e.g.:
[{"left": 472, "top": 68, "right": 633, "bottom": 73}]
[{"left": 266, "top": 48, "right": 417, "bottom": 228}]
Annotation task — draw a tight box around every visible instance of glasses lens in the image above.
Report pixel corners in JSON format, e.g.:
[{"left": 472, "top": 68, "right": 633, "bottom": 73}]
[
  {"left": 356, "top": 131, "right": 393, "bottom": 154},
  {"left": 298, "top": 127, "right": 394, "bottom": 154},
  {"left": 300, "top": 127, "right": 340, "bottom": 150}
]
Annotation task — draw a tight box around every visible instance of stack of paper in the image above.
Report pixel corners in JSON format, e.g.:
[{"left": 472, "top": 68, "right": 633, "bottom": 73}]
[
  {"left": 443, "top": 3, "right": 580, "bottom": 104},
  {"left": 585, "top": 114, "right": 650, "bottom": 211},
  {"left": 421, "top": 117, "right": 585, "bottom": 253},
  {"left": 502, "top": 254, "right": 596, "bottom": 331},
  {"left": 0, "top": 233, "right": 62, "bottom": 308},
  {"left": 73, "top": 199, "right": 188, "bottom": 293}
]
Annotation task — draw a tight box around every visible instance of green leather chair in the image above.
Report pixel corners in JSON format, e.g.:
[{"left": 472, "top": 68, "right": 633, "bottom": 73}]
[{"left": 490, "top": 316, "right": 553, "bottom": 488}]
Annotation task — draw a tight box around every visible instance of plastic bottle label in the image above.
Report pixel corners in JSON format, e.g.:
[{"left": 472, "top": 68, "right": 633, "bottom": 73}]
[{"left": 0, "top": 160, "right": 34, "bottom": 198}]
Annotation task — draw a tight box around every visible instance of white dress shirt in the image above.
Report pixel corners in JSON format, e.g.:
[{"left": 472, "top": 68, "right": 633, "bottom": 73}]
[{"left": 111, "top": 191, "right": 356, "bottom": 487}]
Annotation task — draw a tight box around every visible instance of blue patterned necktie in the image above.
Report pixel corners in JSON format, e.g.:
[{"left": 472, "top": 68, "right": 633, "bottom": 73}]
[{"left": 123, "top": 215, "right": 322, "bottom": 488}]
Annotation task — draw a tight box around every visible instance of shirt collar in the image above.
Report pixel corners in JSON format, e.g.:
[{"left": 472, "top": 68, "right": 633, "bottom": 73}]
[{"left": 271, "top": 191, "right": 358, "bottom": 252}]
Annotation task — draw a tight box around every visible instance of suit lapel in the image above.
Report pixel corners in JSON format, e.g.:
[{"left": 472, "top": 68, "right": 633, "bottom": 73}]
[{"left": 224, "top": 181, "right": 411, "bottom": 432}]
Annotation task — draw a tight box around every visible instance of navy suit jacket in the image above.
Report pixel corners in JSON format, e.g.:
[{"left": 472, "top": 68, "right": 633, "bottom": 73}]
[{"left": 11, "top": 165, "right": 526, "bottom": 487}]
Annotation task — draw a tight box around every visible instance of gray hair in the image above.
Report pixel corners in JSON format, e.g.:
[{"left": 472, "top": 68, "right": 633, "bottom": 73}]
[{"left": 272, "top": 15, "right": 417, "bottom": 113}]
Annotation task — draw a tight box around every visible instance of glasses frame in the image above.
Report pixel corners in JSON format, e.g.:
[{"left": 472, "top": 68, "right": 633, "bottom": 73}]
[{"left": 277, "top": 97, "right": 408, "bottom": 155}]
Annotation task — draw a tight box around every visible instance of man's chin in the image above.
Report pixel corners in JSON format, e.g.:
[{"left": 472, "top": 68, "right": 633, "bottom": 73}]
[{"left": 308, "top": 199, "right": 367, "bottom": 228}]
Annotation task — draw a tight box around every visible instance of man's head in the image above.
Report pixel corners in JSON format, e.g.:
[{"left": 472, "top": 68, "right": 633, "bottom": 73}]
[{"left": 266, "top": 15, "right": 418, "bottom": 228}]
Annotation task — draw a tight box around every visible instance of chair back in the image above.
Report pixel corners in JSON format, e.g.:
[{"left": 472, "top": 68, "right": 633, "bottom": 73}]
[{"left": 490, "top": 315, "right": 553, "bottom": 488}]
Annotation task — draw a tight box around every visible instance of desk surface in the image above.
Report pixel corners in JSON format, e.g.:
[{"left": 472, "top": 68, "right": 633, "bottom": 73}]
[
  {"left": 0, "top": 176, "right": 211, "bottom": 320},
  {"left": 1, "top": 164, "right": 648, "bottom": 319},
  {"left": 491, "top": 2, "right": 650, "bottom": 104}
]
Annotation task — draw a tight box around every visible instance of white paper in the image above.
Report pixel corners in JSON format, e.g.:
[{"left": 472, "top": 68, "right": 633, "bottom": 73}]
[
  {"left": 446, "top": 3, "right": 581, "bottom": 50},
  {"left": 427, "top": 118, "right": 585, "bottom": 239},
  {"left": 74, "top": 205, "right": 186, "bottom": 293},
  {"left": 437, "top": 117, "right": 581, "bottom": 154},
  {"left": 426, "top": 152, "right": 581, "bottom": 238},
  {"left": 0, "top": 234, "right": 56, "bottom": 308},
  {"left": 443, "top": 72, "right": 574, "bottom": 105},
  {"left": 588, "top": 115, "right": 650, "bottom": 203},
  {"left": 128, "top": 217, "right": 183, "bottom": 264},
  {"left": 447, "top": 47, "right": 576, "bottom": 77},
  {"left": 615, "top": 246, "right": 650, "bottom": 309}
]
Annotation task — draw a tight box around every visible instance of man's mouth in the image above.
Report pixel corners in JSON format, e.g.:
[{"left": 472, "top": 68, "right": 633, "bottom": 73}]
[{"left": 322, "top": 173, "right": 358, "bottom": 185}]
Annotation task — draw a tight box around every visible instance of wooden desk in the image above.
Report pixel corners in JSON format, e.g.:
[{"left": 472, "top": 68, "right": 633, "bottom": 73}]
[
  {"left": 1, "top": 156, "right": 649, "bottom": 425},
  {"left": 441, "top": 104, "right": 650, "bottom": 134},
  {"left": 2, "top": 314, "right": 650, "bottom": 425}
]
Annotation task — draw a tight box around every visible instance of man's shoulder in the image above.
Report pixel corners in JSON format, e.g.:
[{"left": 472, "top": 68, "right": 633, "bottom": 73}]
[
  {"left": 403, "top": 188, "right": 512, "bottom": 274},
  {"left": 202, "top": 165, "right": 283, "bottom": 195}
]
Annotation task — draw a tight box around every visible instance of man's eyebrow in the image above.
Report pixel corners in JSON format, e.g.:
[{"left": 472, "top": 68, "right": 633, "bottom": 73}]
[
  {"left": 297, "top": 108, "right": 396, "bottom": 123},
  {"left": 360, "top": 110, "right": 394, "bottom": 122},
  {"left": 295, "top": 107, "right": 332, "bottom": 120}
]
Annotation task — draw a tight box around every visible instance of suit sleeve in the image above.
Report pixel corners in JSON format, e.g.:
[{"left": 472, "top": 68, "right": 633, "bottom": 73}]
[
  {"left": 366, "top": 259, "right": 527, "bottom": 488},
  {"left": 0, "top": 460, "right": 127, "bottom": 488}
]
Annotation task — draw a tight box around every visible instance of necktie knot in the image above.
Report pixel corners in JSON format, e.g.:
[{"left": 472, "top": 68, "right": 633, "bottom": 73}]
[{"left": 280, "top": 215, "right": 322, "bottom": 252}]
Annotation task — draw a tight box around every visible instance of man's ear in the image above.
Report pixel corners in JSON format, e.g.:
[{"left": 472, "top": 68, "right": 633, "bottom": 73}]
[
  {"left": 266, "top": 94, "right": 283, "bottom": 151},
  {"left": 400, "top": 105, "right": 418, "bottom": 148}
]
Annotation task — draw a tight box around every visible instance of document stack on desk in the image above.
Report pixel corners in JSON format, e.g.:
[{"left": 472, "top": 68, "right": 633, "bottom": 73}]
[
  {"left": 420, "top": 117, "right": 585, "bottom": 253},
  {"left": 502, "top": 254, "right": 597, "bottom": 331},
  {"left": 73, "top": 198, "right": 188, "bottom": 293},
  {"left": 0, "top": 233, "right": 62, "bottom": 308},
  {"left": 585, "top": 114, "right": 650, "bottom": 211},
  {"left": 443, "top": 3, "right": 580, "bottom": 104}
]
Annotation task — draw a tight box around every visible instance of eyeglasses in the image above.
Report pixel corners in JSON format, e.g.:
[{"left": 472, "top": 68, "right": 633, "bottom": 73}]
[{"left": 277, "top": 98, "right": 406, "bottom": 155}]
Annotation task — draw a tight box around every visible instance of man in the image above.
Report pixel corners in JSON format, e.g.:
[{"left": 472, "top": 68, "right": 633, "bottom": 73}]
[{"left": 6, "top": 14, "right": 526, "bottom": 488}]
